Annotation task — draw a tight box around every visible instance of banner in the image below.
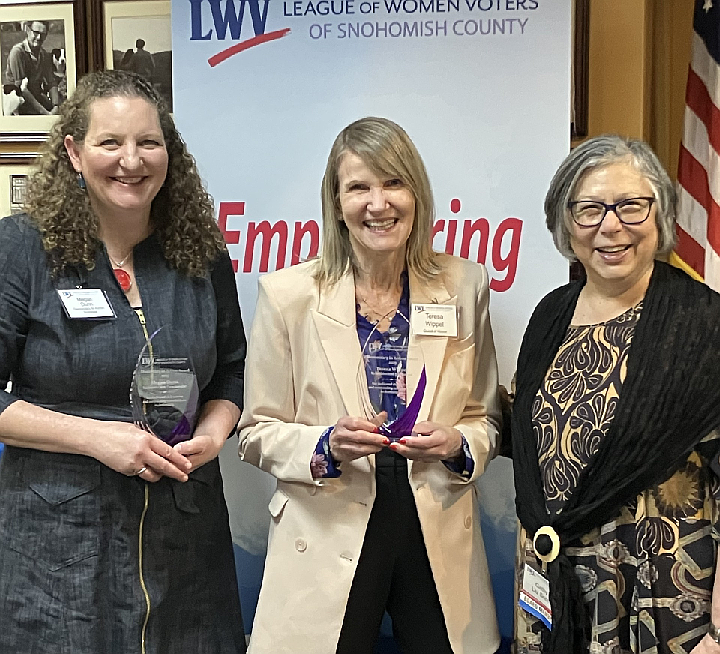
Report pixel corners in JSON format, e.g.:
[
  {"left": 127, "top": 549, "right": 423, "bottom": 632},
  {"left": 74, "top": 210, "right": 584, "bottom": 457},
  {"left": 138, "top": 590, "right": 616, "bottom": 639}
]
[{"left": 172, "top": 0, "right": 571, "bottom": 643}]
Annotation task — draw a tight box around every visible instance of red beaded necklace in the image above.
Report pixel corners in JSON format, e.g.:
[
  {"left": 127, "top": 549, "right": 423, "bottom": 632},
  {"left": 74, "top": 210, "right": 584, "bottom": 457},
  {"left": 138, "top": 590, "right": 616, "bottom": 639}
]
[{"left": 108, "top": 252, "right": 133, "bottom": 292}]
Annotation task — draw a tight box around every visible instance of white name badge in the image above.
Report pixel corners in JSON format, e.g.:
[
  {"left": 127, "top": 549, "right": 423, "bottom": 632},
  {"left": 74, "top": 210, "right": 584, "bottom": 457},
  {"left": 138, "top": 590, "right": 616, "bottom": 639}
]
[
  {"left": 411, "top": 303, "right": 458, "bottom": 337},
  {"left": 57, "top": 289, "right": 116, "bottom": 320},
  {"left": 518, "top": 564, "right": 552, "bottom": 629}
]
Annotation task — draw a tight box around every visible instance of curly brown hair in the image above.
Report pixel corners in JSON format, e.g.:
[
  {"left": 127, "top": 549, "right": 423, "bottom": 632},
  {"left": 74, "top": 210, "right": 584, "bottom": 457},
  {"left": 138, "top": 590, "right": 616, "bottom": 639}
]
[{"left": 24, "top": 70, "right": 226, "bottom": 277}]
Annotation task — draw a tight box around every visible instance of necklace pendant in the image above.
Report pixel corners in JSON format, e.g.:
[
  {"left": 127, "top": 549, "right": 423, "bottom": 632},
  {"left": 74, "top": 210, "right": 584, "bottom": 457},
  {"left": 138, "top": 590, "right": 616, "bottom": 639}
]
[{"left": 113, "top": 268, "right": 133, "bottom": 292}]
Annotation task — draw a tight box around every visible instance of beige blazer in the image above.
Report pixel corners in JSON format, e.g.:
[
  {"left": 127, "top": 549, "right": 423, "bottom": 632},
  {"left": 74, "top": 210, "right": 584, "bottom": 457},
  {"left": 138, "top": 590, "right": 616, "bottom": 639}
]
[{"left": 239, "top": 254, "right": 501, "bottom": 654}]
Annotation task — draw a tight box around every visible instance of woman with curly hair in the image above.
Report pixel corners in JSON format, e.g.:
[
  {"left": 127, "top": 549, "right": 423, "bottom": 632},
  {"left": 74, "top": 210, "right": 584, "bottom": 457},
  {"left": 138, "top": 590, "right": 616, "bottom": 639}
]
[{"left": 0, "top": 70, "right": 247, "bottom": 653}]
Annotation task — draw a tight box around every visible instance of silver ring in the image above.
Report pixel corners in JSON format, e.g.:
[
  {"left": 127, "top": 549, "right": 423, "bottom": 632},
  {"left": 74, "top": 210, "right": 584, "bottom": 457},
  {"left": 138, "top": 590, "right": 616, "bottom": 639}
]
[{"left": 135, "top": 466, "right": 147, "bottom": 476}]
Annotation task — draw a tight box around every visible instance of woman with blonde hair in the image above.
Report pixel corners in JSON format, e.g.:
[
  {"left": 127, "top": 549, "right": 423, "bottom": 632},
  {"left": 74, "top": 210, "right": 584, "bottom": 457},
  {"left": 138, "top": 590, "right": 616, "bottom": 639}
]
[
  {"left": 240, "top": 116, "right": 501, "bottom": 653},
  {"left": 0, "top": 70, "right": 246, "bottom": 653}
]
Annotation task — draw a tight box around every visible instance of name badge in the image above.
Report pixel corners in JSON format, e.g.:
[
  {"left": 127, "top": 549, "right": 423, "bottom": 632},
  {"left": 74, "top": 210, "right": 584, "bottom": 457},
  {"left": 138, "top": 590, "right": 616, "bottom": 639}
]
[
  {"left": 57, "top": 289, "right": 116, "bottom": 320},
  {"left": 411, "top": 303, "right": 457, "bottom": 337},
  {"left": 518, "top": 564, "right": 552, "bottom": 629}
]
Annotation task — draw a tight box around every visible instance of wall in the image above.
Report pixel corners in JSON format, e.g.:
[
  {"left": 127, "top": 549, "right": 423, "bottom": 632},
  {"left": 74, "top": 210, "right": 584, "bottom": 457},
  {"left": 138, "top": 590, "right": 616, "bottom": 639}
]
[
  {"left": 587, "top": 0, "right": 652, "bottom": 141},
  {"left": 578, "top": 0, "right": 695, "bottom": 182},
  {"left": 648, "top": 0, "right": 694, "bottom": 180}
]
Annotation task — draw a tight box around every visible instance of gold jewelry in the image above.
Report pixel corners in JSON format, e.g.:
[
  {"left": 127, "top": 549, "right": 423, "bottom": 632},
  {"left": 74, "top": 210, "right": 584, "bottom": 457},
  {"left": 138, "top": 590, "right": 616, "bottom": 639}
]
[
  {"left": 355, "top": 290, "right": 400, "bottom": 325},
  {"left": 533, "top": 525, "right": 561, "bottom": 570},
  {"left": 107, "top": 251, "right": 132, "bottom": 268}
]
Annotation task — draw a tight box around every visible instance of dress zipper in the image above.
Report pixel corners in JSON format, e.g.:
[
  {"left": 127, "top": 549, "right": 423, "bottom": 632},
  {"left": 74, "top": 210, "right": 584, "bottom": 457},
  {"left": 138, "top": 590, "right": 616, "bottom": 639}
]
[
  {"left": 134, "top": 308, "right": 152, "bottom": 654},
  {"left": 138, "top": 483, "right": 151, "bottom": 654}
]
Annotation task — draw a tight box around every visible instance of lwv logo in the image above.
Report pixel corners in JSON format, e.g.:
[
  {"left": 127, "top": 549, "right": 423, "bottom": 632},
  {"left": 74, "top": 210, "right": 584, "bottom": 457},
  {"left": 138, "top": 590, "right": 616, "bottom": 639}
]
[{"left": 189, "top": 0, "right": 291, "bottom": 66}]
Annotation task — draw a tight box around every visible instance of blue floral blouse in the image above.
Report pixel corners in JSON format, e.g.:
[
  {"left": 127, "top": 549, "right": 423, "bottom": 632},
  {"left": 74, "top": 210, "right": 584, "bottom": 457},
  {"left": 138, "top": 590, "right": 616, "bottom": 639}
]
[{"left": 310, "top": 275, "right": 473, "bottom": 480}]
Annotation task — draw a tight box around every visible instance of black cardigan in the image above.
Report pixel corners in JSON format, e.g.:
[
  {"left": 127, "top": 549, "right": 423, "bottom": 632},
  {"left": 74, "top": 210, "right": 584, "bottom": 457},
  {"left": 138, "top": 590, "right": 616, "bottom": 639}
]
[{"left": 512, "top": 261, "right": 720, "bottom": 653}]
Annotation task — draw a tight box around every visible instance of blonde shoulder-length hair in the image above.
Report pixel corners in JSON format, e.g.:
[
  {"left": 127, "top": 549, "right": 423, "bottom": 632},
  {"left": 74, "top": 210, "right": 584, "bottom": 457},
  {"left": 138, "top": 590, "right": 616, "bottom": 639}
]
[{"left": 315, "top": 116, "right": 440, "bottom": 287}]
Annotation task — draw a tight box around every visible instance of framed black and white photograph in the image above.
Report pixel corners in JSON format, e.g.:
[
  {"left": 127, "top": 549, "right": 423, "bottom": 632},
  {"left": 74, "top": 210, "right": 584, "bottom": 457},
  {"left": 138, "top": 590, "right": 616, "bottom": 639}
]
[
  {"left": 96, "top": 0, "right": 172, "bottom": 111},
  {"left": 0, "top": 161, "right": 36, "bottom": 218},
  {"left": 0, "top": 1, "right": 84, "bottom": 139},
  {"left": 10, "top": 171, "right": 28, "bottom": 213}
]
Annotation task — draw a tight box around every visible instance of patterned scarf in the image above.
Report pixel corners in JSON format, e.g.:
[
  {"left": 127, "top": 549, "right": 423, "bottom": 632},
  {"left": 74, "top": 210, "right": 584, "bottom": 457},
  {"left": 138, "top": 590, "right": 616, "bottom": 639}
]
[{"left": 511, "top": 261, "right": 720, "bottom": 653}]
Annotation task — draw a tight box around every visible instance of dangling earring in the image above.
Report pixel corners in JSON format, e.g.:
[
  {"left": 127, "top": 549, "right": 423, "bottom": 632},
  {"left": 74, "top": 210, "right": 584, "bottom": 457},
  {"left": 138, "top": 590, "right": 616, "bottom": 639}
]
[{"left": 77, "top": 173, "right": 86, "bottom": 191}]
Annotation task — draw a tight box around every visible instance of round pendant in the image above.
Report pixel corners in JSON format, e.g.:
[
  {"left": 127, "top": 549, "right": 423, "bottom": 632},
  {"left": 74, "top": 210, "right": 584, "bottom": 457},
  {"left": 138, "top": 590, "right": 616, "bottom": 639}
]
[{"left": 113, "top": 268, "right": 133, "bottom": 292}]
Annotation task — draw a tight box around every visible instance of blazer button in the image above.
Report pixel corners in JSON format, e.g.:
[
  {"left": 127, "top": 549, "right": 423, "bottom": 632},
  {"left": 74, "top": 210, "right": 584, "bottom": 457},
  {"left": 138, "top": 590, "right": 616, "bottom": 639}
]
[
  {"left": 464, "top": 516, "right": 472, "bottom": 529},
  {"left": 295, "top": 538, "right": 307, "bottom": 552}
]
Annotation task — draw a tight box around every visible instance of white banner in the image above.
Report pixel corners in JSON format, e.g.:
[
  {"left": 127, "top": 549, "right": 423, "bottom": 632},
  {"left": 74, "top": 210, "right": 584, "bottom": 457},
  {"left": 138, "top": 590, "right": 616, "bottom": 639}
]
[{"left": 172, "top": 0, "right": 570, "bottom": 642}]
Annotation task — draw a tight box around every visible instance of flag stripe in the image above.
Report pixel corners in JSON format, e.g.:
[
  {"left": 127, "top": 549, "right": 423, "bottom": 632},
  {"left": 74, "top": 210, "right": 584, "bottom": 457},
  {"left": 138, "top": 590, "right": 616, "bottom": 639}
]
[
  {"left": 691, "top": 33, "right": 720, "bottom": 108},
  {"left": 685, "top": 67, "right": 720, "bottom": 154},
  {"left": 681, "top": 105, "right": 720, "bottom": 210},
  {"left": 676, "top": 184, "right": 709, "bottom": 247},
  {"left": 710, "top": 199, "right": 720, "bottom": 254},
  {"left": 677, "top": 145, "right": 720, "bottom": 253},
  {"left": 675, "top": 225, "right": 706, "bottom": 278},
  {"left": 706, "top": 243, "right": 720, "bottom": 288}
]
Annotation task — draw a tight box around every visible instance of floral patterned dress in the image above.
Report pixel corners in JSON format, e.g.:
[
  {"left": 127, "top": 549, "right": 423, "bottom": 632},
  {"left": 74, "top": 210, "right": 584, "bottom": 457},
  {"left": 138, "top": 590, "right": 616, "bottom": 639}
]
[{"left": 514, "top": 303, "right": 720, "bottom": 654}]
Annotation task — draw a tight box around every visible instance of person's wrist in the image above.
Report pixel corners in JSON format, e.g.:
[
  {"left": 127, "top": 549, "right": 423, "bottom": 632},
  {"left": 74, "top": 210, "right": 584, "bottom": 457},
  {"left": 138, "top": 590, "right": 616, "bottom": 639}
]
[
  {"left": 210, "top": 430, "right": 228, "bottom": 452},
  {"left": 327, "top": 428, "right": 342, "bottom": 465},
  {"left": 448, "top": 428, "right": 464, "bottom": 459},
  {"left": 193, "top": 430, "right": 224, "bottom": 453}
]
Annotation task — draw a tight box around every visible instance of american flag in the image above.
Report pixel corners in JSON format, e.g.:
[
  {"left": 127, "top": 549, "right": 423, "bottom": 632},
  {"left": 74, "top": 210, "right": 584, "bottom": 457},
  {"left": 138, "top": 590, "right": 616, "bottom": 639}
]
[{"left": 671, "top": 0, "right": 720, "bottom": 291}]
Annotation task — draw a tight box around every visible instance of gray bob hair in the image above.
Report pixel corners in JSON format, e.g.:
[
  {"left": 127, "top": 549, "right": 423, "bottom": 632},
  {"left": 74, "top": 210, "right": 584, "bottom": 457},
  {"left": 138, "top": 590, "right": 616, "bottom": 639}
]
[
  {"left": 315, "top": 116, "right": 439, "bottom": 286},
  {"left": 544, "top": 134, "right": 677, "bottom": 260}
]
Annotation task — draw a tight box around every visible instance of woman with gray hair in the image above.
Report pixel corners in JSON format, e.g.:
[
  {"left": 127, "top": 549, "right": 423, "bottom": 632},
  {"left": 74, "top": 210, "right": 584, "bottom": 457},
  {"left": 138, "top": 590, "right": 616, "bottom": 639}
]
[
  {"left": 240, "top": 117, "right": 501, "bottom": 653},
  {"left": 511, "top": 134, "right": 720, "bottom": 653}
]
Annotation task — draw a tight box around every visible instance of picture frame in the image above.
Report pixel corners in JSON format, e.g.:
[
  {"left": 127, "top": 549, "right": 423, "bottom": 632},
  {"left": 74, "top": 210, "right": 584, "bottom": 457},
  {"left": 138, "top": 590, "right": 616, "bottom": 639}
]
[
  {"left": 0, "top": 0, "right": 86, "bottom": 142},
  {"left": 90, "top": 0, "right": 172, "bottom": 111},
  {"left": 571, "top": 0, "right": 590, "bottom": 139},
  {"left": 0, "top": 160, "right": 37, "bottom": 218}
]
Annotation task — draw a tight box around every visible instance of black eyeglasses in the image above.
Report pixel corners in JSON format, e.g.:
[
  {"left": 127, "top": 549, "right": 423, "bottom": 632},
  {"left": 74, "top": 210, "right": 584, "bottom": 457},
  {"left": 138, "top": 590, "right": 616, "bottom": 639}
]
[{"left": 567, "top": 197, "right": 656, "bottom": 228}]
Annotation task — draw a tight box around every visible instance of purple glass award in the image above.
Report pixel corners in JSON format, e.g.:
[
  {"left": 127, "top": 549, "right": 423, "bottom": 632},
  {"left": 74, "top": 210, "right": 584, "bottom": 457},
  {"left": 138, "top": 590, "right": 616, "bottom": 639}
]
[
  {"left": 357, "top": 310, "right": 426, "bottom": 441},
  {"left": 130, "top": 327, "right": 199, "bottom": 446},
  {"left": 378, "top": 367, "right": 426, "bottom": 441}
]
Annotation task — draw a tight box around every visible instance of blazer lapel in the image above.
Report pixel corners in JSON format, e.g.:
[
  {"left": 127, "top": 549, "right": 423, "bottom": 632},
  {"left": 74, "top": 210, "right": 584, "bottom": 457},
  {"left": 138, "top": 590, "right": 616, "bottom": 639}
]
[
  {"left": 311, "top": 272, "right": 365, "bottom": 418},
  {"left": 407, "top": 270, "right": 456, "bottom": 422}
]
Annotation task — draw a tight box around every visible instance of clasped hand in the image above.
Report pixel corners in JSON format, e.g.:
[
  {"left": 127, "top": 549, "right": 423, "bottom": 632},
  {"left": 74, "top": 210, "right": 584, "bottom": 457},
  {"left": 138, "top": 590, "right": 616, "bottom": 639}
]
[
  {"left": 94, "top": 421, "right": 192, "bottom": 482},
  {"left": 329, "top": 414, "right": 463, "bottom": 464},
  {"left": 96, "top": 419, "right": 223, "bottom": 482}
]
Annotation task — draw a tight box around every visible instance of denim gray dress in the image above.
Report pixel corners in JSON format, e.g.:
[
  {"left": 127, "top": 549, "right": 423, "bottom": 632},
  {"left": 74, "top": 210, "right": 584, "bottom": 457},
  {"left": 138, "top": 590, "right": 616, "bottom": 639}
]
[{"left": 0, "top": 214, "right": 247, "bottom": 654}]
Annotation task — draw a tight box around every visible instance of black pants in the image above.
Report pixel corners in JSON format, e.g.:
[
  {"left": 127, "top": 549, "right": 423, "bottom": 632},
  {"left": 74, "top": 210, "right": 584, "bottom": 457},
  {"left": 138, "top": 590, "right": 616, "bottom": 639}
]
[{"left": 336, "top": 449, "right": 454, "bottom": 654}]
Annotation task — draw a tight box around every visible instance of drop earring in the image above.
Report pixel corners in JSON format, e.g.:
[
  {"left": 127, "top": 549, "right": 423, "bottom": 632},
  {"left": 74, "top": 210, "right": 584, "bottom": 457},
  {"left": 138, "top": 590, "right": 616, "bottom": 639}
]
[{"left": 77, "top": 173, "right": 86, "bottom": 191}]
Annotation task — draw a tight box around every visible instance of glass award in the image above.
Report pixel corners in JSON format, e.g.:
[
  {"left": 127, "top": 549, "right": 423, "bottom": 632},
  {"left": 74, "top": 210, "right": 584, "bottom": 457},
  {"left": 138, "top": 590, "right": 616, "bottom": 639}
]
[
  {"left": 357, "top": 309, "right": 427, "bottom": 441},
  {"left": 130, "top": 327, "right": 199, "bottom": 446}
]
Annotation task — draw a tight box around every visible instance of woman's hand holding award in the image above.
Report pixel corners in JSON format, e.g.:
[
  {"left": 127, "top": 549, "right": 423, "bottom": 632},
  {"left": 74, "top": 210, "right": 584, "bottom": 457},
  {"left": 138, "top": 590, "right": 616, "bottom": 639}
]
[{"left": 357, "top": 310, "right": 426, "bottom": 441}]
